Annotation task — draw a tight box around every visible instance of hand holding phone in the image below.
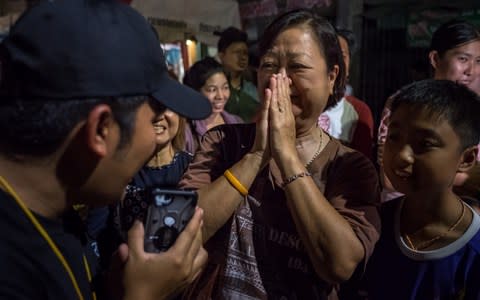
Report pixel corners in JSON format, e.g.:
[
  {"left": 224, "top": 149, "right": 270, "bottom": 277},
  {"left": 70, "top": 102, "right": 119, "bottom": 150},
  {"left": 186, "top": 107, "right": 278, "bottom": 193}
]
[{"left": 114, "top": 207, "right": 207, "bottom": 300}]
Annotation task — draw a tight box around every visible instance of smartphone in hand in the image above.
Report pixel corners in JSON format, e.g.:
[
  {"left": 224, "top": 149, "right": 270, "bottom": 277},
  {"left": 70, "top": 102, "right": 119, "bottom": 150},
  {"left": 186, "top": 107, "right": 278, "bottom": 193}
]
[{"left": 143, "top": 188, "right": 197, "bottom": 253}]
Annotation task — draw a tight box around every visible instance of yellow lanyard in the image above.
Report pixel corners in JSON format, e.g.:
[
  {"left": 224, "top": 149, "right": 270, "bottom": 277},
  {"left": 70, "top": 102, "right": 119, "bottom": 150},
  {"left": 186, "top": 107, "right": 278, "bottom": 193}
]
[{"left": 0, "top": 176, "right": 96, "bottom": 300}]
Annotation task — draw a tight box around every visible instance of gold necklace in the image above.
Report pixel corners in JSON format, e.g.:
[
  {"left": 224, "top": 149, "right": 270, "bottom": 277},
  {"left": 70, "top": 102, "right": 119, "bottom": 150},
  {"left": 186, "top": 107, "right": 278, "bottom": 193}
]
[
  {"left": 305, "top": 129, "right": 323, "bottom": 168},
  {"left": 0, "top": 176, "right": 96, "bottom": 300},
  {"left": 403, "top": 198, "right": 466, "bottom": 251}
]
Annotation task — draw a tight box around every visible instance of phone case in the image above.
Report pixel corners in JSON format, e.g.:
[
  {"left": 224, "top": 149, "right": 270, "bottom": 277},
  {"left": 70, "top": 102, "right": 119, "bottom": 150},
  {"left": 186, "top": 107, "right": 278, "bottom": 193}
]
[{"left": 143, "top": 189, "right": 197, "bottom": 253}]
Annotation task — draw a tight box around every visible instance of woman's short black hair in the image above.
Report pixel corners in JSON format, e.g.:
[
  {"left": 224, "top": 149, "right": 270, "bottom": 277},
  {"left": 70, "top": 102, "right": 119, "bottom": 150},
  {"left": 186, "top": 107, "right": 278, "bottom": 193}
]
[
  {"left": 183, "top": 57, "right": 226, "bottom": 91},
  {"left": 430, "top": 19, "right": 480, "bottom": 57},
  {"left": 258, "top": 9, "right": 346, "bottom": 110}
]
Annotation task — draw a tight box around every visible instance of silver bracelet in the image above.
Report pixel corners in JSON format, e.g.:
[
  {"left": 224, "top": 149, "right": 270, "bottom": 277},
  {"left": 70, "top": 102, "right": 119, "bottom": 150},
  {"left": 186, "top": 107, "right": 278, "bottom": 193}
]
[{"left": 281, "top": 171, "right": 312, "bottom": 188}]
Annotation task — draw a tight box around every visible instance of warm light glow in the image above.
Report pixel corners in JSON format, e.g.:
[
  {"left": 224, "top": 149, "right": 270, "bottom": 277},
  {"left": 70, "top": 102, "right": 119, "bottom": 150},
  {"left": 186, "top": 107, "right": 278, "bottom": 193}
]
[{"left": 186, "top": 39, "right": 195, "bottom": 46}]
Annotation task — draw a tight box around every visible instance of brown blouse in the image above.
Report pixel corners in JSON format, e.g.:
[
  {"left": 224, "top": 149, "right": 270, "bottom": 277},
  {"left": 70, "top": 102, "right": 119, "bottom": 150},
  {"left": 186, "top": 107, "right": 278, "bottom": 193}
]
[{"left": 180, "top": 123, "right": 381, "bottom": 300}]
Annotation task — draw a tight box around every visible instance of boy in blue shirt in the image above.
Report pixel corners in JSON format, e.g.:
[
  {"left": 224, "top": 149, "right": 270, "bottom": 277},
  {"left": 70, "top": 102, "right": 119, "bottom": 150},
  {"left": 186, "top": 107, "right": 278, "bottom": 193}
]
[{"left": 366, "top": 79, "right": 480, "bottom": 299}]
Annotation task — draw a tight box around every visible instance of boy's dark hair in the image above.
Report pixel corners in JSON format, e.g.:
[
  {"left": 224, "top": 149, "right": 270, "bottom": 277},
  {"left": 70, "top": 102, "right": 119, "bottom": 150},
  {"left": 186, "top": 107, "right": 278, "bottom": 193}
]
[
  {"left": 215, "top": 27, "right": 248, "bottom": 53},
  {"left": 258, "top": 9, "right": 346, "bottom": 110},
  {"left": 0, "top": 96, "right": 148, "bottom": 157},
  {"left": 430, "top": 19, "right": 480, "bottom": 57},
  {"left": 336, "top": 27, "right": 356, "bottom": 56},
  {"left": 183, "top": 57, "right": 225, "bottom": 91},
  {"left": 391, "top": 79, "right": 480, "bottom": 150}
]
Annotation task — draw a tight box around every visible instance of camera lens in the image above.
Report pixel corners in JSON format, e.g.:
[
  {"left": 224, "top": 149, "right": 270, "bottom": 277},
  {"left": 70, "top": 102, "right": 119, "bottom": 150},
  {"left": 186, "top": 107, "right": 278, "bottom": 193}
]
[{"left": 164, "top": 216, "right": 176, "bottom": 226}]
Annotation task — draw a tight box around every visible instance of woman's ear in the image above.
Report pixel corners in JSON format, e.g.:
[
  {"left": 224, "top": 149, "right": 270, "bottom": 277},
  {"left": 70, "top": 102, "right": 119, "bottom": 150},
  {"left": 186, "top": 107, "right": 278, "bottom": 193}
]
[
  {"left": 458, "top": 145, "right": 478, "bottom": 173},
  {"left": 85, "top": 104, "right": 115, "bottom": 158},
  {"left": 429, "top": 50, "right": 440, "bottom": 70},
  {"left": 328, "top": 65, "right": 339, "bottom": 95}
]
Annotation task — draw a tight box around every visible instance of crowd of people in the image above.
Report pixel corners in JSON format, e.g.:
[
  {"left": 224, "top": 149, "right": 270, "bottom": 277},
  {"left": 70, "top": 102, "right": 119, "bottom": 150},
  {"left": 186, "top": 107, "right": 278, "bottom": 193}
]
[{"left": 0, "top": 1, "right": 479, "bottom": 300}]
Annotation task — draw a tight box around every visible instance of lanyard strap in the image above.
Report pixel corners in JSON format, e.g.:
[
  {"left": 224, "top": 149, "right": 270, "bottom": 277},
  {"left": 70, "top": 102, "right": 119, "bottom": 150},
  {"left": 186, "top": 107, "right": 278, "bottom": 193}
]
[{"left": 0, "top": 176, "right": 96, "bottom": 300}]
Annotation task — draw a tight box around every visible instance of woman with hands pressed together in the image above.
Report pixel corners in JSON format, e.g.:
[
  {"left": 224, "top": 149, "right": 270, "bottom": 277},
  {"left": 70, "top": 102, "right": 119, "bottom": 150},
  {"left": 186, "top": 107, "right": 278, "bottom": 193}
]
[{"left": 179, "top": 9, "right": 380, "bottom": 299}]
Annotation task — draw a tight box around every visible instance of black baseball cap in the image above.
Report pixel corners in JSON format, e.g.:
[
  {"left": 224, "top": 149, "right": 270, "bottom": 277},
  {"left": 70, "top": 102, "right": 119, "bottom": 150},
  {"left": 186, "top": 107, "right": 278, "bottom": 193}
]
[{"left": 0, "top": 0, "right": 211, "bottom": 120}]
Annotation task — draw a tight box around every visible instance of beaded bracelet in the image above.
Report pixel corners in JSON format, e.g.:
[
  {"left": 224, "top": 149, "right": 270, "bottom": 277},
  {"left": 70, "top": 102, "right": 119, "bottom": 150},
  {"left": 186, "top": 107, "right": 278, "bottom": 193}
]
[
  {"left": 281, "top": 171, "right": 312, "bottom": 188},
  {"left": 224, "top": 169, "right": 249, "bottom": 197}
]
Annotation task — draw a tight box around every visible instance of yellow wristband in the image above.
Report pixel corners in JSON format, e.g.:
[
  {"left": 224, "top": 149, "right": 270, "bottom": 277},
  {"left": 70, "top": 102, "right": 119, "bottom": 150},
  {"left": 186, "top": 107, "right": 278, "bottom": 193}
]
[{"left": 223, "top": 169, "right": 248, "bottom": 197}]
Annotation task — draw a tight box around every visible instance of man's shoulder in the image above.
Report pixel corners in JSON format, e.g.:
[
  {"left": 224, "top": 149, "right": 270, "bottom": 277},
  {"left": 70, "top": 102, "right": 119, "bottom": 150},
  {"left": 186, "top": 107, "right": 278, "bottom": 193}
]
[
  {"left": 242, "top": 79, "right": 257, "bottom": 92},
  {"left": 0, "top": 190, "right": 25, "bottom": 230},
  {"left": 0, "top": 191, "right": 43, "bottom": 294},
  {"left": 0, "top": 191, "right": 91, "bottom": 299},
  {"left": 0, "top": 190, "right": 49, "bottom": 250},
  {"left": 240, "top": 79, "right": 259, "bottom": 102}
]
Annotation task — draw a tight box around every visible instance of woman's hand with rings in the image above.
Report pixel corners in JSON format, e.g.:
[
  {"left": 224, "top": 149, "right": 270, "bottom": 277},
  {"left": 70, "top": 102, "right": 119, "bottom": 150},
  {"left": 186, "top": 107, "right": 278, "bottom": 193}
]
[{"left": 269, "top": 69, "right": 297, "bottom": 164}]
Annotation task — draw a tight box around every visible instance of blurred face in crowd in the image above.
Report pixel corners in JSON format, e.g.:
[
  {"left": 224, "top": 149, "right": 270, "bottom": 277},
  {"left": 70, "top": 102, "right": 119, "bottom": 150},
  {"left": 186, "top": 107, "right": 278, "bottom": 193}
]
[
  {"left": 219, "top": 42, "right": 249, "bottom": 73},
  {"left": 257, "top": 25, "right": 338, "bottom": 135},
  {"left": 430, "top": 40, "right": 480, "bottom": 94},
  {"left": 201, "top": 71, "right": 230, "bottom": 115}
]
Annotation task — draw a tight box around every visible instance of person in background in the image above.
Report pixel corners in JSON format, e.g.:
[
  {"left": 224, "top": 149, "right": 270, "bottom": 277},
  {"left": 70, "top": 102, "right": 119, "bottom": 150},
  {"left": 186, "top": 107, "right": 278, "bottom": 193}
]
[
  {"left": 366, "top": 79, "right": 480, "bottom": 299},
  {"left": 0, "top": 0, "right": 210, "bottom": 299},
  {"left": 180, "top": 9, "right": 380, "bottom": 299},
  {"left": 216, "top": 26, "right": 260, "bottom": 121},
  {"left": 183, "top": 57, "right": 243, "bottom": 154},
  {"left": 318, "top": 28, "right": 375, "bottom": 160},
  {"left": 377, "top": 19, "right": 480, "bottom": 202}
]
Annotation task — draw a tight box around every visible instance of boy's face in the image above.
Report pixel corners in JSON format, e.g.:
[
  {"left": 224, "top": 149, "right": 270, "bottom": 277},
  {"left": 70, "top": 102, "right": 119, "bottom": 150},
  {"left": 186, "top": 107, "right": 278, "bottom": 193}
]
[{"left": 383, "top": 104, "right": 465, "bottom": 195}]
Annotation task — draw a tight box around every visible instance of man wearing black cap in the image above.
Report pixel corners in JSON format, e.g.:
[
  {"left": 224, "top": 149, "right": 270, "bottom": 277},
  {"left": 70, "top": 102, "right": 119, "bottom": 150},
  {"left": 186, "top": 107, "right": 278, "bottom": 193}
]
[{"left": 0, "top": 0, "right": 210, "bottom": 299}]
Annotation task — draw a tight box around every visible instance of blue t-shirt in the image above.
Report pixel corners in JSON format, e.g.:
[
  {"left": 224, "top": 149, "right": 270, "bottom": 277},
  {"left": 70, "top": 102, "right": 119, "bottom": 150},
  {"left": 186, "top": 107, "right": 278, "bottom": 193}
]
[{"left": 366, "top": 197, "right": 480, "bottom": 300}]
